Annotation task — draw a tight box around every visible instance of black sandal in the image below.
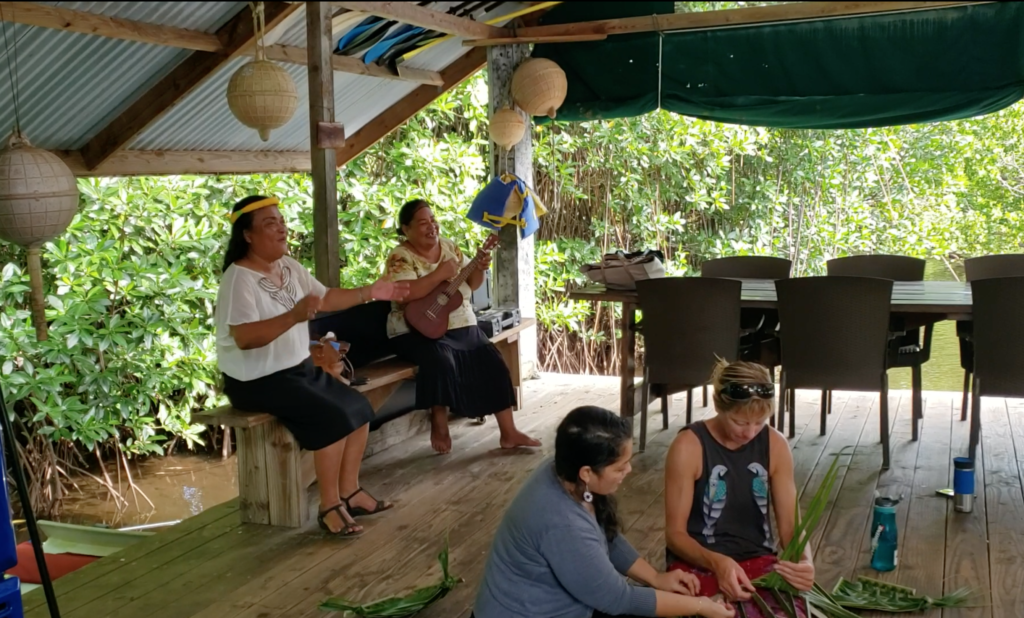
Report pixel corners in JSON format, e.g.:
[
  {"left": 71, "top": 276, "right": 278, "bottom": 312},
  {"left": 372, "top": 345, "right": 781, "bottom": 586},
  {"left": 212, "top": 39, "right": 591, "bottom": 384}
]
[
  {"left": 341, "top": 487, "right": 394, "bottom": 517},
  {"left": 317, "top": 503, "right": 363, "bottom": 538}
]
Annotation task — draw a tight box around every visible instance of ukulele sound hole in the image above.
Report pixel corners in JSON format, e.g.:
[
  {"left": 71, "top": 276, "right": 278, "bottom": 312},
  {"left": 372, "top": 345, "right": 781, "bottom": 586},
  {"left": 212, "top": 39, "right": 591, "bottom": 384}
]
[{"left": 435, "top": 294, "right": 449, "bottom": 306}]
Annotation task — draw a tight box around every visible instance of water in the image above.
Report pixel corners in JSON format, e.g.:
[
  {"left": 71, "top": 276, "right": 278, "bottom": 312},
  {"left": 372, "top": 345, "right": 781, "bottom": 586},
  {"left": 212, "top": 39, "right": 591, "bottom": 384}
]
[
  {"left": 887, "top": 259, "right": 966, "bottom": 393},
  {"left": 57, "top": 453, "right": 237, "bottom": 529}
]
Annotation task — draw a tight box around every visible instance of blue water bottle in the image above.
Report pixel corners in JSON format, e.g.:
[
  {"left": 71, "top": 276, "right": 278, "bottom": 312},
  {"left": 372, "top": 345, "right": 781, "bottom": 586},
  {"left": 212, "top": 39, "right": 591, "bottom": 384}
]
[
  {"left": 870, "top": 496, "right": 899, "bottom": 572},
  {"left": 953, "top": 457, "right": 975, "bottom": 513}
]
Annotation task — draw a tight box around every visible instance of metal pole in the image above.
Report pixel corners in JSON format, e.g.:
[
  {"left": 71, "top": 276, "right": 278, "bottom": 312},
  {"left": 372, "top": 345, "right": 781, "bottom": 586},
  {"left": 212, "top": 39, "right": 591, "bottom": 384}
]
[{"left": 0, "top": 381, "right": 61, "bottom": 617}]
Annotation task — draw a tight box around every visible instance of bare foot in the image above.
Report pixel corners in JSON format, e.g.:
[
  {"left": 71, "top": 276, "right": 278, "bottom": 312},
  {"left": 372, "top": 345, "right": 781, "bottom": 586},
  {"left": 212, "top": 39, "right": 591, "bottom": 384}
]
[
  {"left": 430, "top": 409, "right": 452, "bottom": 454},
  {"left": 499, "top": 431, "right": 542, "bottom": 450}
]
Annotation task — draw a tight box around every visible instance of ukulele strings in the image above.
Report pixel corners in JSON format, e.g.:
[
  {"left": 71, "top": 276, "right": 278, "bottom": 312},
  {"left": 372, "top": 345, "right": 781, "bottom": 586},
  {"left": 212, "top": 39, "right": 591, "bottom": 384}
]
[{"left": 426, "top": 236, "right": 495, "bottom": 317}]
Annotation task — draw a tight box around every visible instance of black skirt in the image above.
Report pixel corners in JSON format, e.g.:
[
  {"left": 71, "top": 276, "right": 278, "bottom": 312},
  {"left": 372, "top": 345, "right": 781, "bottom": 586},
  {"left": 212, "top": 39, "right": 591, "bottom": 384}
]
[
  {"left": 391, "top": 326, "right": 516, "bottom": 418},
  {"left": 222, "top": 358, "right": 374, "bottom": 451}
]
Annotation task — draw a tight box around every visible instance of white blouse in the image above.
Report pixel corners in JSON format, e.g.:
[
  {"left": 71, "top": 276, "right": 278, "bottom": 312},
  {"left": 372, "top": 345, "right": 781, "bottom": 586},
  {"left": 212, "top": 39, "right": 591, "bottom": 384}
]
[{"left": 215, "top": 256, "right": 327, "bottom": 382}]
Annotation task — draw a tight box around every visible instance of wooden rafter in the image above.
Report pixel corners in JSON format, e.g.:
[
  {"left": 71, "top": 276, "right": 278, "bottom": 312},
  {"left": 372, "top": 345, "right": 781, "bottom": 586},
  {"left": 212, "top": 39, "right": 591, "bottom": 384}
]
[
  {"left": 264, "top": 44, "right": 443, "bottom": 86},
  {"left": 78, "top": 2, "right": 301, "bottom": 171},
  {"left": 57, "top": 47, "right": 488, "bottom": 177},
  {"left": 508, "top": 1, "right": 989, "bottom": 41},
  {"left": 332, "top": 1, "right": 508, "bottom": 39},
  {"left": 57, "top": 150, "right": 313, "bottom": 177},
  {"left": 0, "top": 2, "right": 444, "bottom": 86},
  {"left": 336, "top": 46, "right": 487, "bottom": 166},
  {"left": 0, "top": 1, "right": 223, "bottom": 51}
]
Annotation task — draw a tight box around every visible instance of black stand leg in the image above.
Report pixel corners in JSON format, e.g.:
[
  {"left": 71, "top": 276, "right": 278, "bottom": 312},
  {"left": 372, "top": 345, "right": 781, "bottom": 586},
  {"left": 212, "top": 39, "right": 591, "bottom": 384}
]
[{"left": 0, "top": 382, "right": 62, "bottom": 618}]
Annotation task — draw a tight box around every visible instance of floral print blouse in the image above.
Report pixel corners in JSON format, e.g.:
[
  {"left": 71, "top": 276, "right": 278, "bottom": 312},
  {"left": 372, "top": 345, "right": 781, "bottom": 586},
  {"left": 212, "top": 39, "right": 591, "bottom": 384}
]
[{"left": 385, "top": 237, "right": 476, "bottom": 338}]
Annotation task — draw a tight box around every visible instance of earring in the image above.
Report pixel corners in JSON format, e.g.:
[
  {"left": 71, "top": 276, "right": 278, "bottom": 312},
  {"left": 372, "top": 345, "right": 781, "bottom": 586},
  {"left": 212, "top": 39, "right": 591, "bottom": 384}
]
[{"left": 583, "top": 484, "right": 594, "bottom": 503}]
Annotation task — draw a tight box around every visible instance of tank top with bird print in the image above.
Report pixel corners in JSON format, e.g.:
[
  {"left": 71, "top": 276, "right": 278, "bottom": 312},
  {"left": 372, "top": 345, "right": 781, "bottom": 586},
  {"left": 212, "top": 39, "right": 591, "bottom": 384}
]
[{"left": 668, "top": 421, "right": 776, "bottom": 565}]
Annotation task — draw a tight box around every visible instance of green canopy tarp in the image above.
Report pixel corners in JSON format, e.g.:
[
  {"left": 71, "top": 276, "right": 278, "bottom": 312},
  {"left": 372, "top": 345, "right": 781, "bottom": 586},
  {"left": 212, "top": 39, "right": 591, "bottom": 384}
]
[{"left": 532, "top": 2, "right": 1024, "bottom": 128}]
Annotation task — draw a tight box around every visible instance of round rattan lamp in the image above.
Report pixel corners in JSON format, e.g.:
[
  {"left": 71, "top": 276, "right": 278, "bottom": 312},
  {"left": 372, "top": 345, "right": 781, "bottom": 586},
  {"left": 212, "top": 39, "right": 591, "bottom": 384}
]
[
  {"left": 226, "top": 59, "right": 298, "bottom": 142},
  {"left": 489, "top": 107, "right": 526, "bottom": 149},
  {"left": 511, "top": 58, "right": 567, "bottom": 119},
  {"left": 0, "top": 131, "right": 80, "bottom": 340}
]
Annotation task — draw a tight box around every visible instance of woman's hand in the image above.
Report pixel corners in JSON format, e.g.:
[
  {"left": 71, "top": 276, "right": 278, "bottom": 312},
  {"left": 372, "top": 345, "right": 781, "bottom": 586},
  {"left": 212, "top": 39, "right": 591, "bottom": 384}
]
[
  {"left": 367, "top": 277, "right": 410, "bottom": 302},
  {"left": 774, "top": 558, "right": 815, "bottom": 592},
  {"left": 476, "top": 252, "right": 492, "bottom": 272},
  {"left": 436, "top": 258, "right": 459, "bottom": 281},
  {"left": 697, "top": 597, "right": 735, "bottom": 618},
  {"left": 652, "top": 570, "right": 700, "bottom": 596},
  {"left": 290, "top": 293, "right": 322, "bottom": 323},
  {"left": 709, "top": 554, "right": 756, "bottom": 601}
]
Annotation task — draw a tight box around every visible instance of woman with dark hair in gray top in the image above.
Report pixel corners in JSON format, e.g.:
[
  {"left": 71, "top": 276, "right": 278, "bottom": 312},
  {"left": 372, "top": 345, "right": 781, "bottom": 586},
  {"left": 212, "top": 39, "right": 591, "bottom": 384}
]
[{"left": 473, "top": 406, "right": 734, "bottom": 618}]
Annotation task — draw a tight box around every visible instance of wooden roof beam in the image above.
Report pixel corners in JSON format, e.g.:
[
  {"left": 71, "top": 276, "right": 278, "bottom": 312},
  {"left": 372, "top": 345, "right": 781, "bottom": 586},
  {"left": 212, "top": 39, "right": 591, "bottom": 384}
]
[
  {"left": 79, "top": 2, "right": 301, "bottom": 171},
  {"left": 332, "top": 2, "right": 508, "bottom": 39},
  {"left": 0, "top": 2, "right": 441, "bottom": 86},
  {"left": 0, "top": 2, "right": 224, "bottom": 52},
  {"left": 264, "top": 44, "right": 443, "bottom": 86},
  {"left": 507, "top": 1, "right": 990, "bottom": 42},
  {"left": 336, "top": 46, "right": 487, "bottom": 166}
]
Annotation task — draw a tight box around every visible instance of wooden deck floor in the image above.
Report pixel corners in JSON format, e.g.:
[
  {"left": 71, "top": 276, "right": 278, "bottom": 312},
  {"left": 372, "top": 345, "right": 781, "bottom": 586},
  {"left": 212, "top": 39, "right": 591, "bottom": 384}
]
[{"left": 23, "top": 375, "right": 1024, "bottom": 618}]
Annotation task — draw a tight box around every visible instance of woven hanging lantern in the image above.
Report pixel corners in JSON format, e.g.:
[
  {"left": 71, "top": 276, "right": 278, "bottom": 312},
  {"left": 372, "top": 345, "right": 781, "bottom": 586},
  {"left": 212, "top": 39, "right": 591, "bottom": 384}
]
[
  {"left": 511, "top": 58, "right": 567, "bottom": 119},
  {"left": 227, "top": 59, "right": 298, "bottom": 142},
  {"left": 0, "top": 131, "right": 80, "bottom": 341},
  {"left": 226, "top": 2, "right": 297, "bottom": 141},
  {"left": 489, "top": 107, "right": 526, "bottom": 149}
]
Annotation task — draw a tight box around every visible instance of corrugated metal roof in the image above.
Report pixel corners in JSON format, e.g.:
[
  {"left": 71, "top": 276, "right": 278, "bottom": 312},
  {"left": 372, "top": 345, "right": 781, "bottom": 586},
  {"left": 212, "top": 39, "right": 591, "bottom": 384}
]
[{"left": 0, "top": 1, "right": 528, "bottom": 156}]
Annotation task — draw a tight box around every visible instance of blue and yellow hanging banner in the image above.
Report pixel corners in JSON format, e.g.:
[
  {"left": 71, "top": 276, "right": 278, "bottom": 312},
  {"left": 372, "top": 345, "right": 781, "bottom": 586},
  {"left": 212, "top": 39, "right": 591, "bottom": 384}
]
[{"left": 466, "top": 173, "right": 547, "bottom": 239}]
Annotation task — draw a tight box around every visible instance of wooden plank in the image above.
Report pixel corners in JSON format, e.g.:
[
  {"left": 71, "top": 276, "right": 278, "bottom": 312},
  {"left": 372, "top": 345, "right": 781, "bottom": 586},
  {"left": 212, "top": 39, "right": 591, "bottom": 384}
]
[
  {"left": 336, "top": 46, "right": 486, "bottom": 167},
  {"left": 21, "top": 500, "right": 240, "bottom": 613},
  {"left": 333, "top": 1, "right": 508, "bottom": 39},
  {"left": 495, "top": 334, "right": 522, "bottom": 410},
  {"left": 513, "top": 1, "right": 987, "bottom": 40},
  {"left": 944, "top": 398, "right": 991, "bottom": 618},
  {"left": 982, "top": 399, "right": 1024, "bottom": 617},
  {"left": 489, "top": 317, "right": 536, "bottom": 345},
  {"left": 803, "top": 392, "right": 873, "bottom": 576},
  {"left": 202, "top": 380, "right": 570, "bottom": 618},
  {"left": 63, "top": 524, "right": 286, "bottom": 618},
  {"left": 263, "top": 44, "right": 445, "bottom": 85},
  {"left": 307, "top": 1, "right": 341, "bottom": 289},
  {"left": 57, "top": 149, "right": 314, "bottom": 177},
  {"left": 191, "top": 405, "right": 273, "bottom": 429},
  {"left": 264, "top": 422, "right": 306, "bottom": 527},
  {"left": 353, "top": 358, "right": 417, "bottom": 392},
  {"left": 0, "top": 2, "right": 224, "bottom": 51},
  {"left": 851, "top": 394, "right": 922, "bottom": 617},
  {"left": 78, "top": 2, "right": 301, "bottom": 170},
  {"left": 463, "top": 33, "right": 608, "bottom": 46},
  {"left": 238, "top": 425, "right": 271, "bottom": 525},
  {"left": 893, "top": 395, "right": 953, "bottom": 598}
]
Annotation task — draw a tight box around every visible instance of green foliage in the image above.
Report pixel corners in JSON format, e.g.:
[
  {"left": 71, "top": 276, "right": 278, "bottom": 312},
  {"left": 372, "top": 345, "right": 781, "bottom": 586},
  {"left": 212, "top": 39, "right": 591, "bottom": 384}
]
[{"left": 2, "top": 70, "right": 1024, "bottom": 513}]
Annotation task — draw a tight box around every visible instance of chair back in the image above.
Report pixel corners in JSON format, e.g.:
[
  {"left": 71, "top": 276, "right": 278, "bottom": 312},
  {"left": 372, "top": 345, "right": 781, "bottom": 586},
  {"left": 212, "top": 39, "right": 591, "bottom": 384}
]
[
  {"left": 965, "top": 254, "right": 1024, "bottom": 281},
  {"left": 775, "top": 277, "right": 892, "bottom": 391},
  {"left": 971, "top": 276, "right": 1024, "bottom": 398},
  {"left": 636, "top": 277, "right": 742, "bottom": 387},
  {"left": 826, "top": 255, "right": 925, "bottom": 281},
  {"left": 701, "top": 256, "right": 792, "bottom": 280}
]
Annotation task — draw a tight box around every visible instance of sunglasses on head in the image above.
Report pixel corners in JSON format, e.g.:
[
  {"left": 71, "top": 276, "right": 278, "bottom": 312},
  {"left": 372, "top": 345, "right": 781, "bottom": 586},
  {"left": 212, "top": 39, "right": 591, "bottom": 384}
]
[{"left": 719, "top": 382, "right": 775, "bottom": 400}]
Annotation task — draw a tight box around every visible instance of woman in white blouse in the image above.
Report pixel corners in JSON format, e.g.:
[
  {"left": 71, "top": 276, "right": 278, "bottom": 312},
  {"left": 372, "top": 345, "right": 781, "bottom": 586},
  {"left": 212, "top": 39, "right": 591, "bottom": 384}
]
[{"left": 215, "top": 196, "right": 409, "bottom": 538}]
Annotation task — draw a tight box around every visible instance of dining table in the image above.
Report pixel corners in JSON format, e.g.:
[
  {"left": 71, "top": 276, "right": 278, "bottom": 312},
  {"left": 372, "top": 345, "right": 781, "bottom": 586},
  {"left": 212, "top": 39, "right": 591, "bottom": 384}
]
[{"left": 566, "top": 278, "right": 974, "bottom": 425}]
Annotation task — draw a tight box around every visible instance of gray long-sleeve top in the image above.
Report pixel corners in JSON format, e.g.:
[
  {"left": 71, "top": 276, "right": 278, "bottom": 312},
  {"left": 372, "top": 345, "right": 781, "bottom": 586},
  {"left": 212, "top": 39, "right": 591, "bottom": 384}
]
[{"left": 473, "top": 460, "right": 658, "bottom": 618}]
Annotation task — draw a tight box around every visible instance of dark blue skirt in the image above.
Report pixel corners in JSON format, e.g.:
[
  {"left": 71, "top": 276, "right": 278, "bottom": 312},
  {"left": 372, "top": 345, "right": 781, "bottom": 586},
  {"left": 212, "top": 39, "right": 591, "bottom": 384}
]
[{"left": 391, "top": 326, "right": 516, "bottom": 417}]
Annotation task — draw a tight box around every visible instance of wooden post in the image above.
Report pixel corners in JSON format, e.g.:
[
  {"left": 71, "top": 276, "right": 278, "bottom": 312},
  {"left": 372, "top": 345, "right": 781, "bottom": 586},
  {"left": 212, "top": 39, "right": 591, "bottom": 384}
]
[
  {"left": 306, "top": 2, "right": 340, "bottom": 287},
  {"left": 487, "top": 44, "right": 538, "bottom": 378}
]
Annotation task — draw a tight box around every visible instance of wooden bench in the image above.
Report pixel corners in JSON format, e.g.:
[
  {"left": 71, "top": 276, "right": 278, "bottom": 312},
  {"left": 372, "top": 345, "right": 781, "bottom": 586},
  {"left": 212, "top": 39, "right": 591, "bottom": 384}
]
[{"left": 192, "top": 318, "right": 534, "bottom": 527}]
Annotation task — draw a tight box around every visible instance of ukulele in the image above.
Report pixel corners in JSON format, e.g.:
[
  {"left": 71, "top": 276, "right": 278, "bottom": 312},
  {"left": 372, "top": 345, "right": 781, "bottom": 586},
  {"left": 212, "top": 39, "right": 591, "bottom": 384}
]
[{"left": 404, "top": 234, "right": 499, "bottom": 339}]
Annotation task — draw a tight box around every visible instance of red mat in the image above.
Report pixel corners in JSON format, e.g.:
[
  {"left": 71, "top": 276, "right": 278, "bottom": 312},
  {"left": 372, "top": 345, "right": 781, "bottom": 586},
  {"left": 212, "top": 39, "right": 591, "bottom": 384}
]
[{"left": 5, "top": 542, "right": 99, "bottom": 584}]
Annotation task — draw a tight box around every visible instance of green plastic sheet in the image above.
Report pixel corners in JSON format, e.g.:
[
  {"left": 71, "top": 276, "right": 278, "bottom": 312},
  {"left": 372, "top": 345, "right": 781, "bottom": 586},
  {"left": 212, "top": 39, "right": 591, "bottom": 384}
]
[{"left": 532, "top": 2, "right": 1024, "bottom": 129}]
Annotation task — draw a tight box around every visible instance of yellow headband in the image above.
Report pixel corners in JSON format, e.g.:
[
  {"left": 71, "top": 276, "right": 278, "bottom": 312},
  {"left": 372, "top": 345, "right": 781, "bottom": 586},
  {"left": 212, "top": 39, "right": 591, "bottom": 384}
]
[{"left": 229, "top": 197, "right": 279, "bottom": 224}]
